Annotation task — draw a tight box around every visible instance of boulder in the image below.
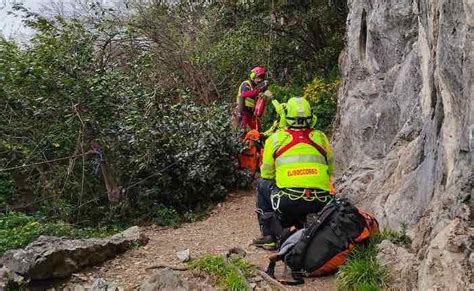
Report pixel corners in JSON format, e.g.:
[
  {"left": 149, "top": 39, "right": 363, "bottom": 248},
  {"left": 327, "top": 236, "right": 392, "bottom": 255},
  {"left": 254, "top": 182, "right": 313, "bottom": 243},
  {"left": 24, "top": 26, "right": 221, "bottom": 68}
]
[
  {"left": 417, "top": 219, "right": 473, "bottom": 291},
  {"left": 0, "top": 266, "right": 20, "bottom": 289},
  {"left": 0, "top": 226, "right": 148, "bottom": 280},
  {"left": 334, "top": 0, "right": 473, "bottom": 289},
  {"left": 90, "top": 277, "right": 124, "bottom": 291},
  {"left": 377, "top": 240, "right": 418, "bottom": 291},
  {"left": 0, "top": 267, "right": 8, "bottom": 289}
]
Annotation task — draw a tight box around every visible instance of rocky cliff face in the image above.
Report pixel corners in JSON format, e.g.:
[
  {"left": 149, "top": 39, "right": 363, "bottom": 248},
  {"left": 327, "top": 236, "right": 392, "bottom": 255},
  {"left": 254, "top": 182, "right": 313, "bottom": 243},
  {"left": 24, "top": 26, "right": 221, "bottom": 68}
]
[{"left": 333, "top": 0, "right": 473, "bottom": 289}]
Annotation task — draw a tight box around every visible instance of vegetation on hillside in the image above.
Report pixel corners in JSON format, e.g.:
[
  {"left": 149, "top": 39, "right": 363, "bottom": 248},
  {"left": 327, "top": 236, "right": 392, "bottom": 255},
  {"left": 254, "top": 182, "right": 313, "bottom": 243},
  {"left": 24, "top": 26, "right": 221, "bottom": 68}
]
[{"left": 0, "top": 0, "right": 347, "bottom": 251}]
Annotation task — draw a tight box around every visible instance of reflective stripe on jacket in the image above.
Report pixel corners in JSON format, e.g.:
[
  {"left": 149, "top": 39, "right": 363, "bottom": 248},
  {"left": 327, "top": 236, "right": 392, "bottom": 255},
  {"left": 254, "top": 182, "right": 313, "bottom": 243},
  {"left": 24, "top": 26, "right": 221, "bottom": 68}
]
[{"left": 237, "top": 80, "right": 256, "bottom": 108}]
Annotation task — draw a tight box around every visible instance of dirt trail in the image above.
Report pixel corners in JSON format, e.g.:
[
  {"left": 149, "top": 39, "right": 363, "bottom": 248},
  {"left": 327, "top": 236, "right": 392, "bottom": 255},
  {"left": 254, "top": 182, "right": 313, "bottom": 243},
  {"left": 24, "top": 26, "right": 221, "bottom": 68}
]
[{"left": 68, "top": 190, "right": 334, "bottom": 290}]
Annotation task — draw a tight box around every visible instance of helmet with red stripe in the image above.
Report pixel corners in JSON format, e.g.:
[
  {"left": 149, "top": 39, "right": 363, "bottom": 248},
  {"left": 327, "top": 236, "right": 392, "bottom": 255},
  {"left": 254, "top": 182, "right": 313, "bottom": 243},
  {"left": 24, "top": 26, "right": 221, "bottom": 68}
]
[{"left": 249, "top": 66, "right": 266, "bottom": 80}]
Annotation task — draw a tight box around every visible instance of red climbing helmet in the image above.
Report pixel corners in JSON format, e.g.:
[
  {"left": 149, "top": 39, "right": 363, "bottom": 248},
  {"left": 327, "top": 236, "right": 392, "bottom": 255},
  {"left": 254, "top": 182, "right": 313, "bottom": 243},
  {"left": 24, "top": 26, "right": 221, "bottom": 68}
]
[{"left": 250, "top": 66, "right": 266, "bottom": 80}]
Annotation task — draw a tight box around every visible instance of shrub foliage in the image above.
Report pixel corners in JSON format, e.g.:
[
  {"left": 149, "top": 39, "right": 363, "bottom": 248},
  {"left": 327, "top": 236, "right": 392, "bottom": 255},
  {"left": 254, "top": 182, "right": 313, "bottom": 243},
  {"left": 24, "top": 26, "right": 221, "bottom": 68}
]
[{"left": 0, "top": 0, "right": 346, "bottom": 252}]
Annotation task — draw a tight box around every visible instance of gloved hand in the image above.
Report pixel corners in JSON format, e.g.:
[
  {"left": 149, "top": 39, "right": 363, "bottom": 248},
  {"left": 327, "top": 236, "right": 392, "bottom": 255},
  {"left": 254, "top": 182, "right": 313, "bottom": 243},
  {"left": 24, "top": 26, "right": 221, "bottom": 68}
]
[
  {"left": 262, "top": 121, "right": 278, "bottom": 138},
  {"left": 272, "top": 100, "right": 284, "bottom": 115},
  {"left": 256, "top": 80, "right": 269, "bottom": 92}
]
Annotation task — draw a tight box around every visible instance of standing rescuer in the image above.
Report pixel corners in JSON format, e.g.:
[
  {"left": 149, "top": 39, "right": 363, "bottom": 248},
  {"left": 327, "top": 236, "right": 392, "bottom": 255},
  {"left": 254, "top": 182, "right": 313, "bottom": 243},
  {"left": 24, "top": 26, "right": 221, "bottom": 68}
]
[
  {"left": 253, "top": 97, "right": 335, "bottom": 250},
  {"left": 236, "top": 66, "right": 269, "bottom": 132}
]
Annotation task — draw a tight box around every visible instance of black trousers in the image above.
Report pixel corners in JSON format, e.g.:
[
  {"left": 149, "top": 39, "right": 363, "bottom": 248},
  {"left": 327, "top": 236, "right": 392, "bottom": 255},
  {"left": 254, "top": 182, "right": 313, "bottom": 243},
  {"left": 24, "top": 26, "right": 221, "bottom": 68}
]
[{"left": 256, "top": 179, "right": 331, "bottom": 235}]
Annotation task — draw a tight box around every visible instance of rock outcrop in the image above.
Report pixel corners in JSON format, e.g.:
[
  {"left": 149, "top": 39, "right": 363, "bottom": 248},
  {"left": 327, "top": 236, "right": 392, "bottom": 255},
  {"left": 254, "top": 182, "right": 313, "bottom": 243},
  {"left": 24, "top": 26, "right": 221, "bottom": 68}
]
[
  {"left": 334, "top": 0, "right": 473, "bottom": 289},
  {"left": 376, "top": 240, "right": 419, "bottom": 290},
  {"left": 0, "top": 226, "right": 148, "bottom": 281}
]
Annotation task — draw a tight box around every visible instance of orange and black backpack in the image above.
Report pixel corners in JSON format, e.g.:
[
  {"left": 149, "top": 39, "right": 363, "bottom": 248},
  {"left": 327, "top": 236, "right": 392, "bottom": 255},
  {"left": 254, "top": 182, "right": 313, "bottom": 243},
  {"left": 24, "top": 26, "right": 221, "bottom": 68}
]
[
  {"left": 238, "top": 130, "right": 263, "bottom": 176},
  {"left": 266, "top": 198, "right": 379, "bottom": 284}
]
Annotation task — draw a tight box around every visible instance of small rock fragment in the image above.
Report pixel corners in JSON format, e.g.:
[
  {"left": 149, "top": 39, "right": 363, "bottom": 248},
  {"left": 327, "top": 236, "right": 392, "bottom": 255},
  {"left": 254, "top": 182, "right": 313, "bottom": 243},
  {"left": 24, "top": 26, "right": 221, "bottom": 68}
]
[
  {"left": 226, "top": 247, "right": 246, "bottom": 258},
  {"left": 176, "top": 249, "right": 190, "bottom": 262}
]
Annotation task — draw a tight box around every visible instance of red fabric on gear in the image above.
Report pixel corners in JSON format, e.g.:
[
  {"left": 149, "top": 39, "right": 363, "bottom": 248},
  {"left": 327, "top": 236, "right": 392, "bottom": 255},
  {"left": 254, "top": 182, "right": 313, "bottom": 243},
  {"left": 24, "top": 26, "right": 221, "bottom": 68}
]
[
  {"left": 309, "top": 245, "right": 354, "bottom": 277},
  {"left": 254, "top": 96, "right": 266, "bottom": 117},
  {"left": 241, "top": 111, "right": 258, "bottom": 131},
  {"left": 238, "top": 130, "right": 261, "bottom": 175},
  {"left": 241, "top": 88, "right": 260, "bottom": 98}
]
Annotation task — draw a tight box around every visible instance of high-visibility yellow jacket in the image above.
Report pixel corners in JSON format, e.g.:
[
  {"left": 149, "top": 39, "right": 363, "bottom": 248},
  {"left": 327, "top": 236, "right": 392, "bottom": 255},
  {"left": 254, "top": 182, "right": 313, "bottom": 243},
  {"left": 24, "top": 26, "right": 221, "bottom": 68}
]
[
  {"left": 260, "top": 128, "right": 334, "bottom": 191},
  {"left": 236, "top": 80, "right": 256, "bottom": 108}
]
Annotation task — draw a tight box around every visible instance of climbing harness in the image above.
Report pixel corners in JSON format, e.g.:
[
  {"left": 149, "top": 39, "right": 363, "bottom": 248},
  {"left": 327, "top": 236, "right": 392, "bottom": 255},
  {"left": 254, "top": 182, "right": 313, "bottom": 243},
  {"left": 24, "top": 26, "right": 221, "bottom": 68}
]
[{"left": 271, "top": 188, "right": 332, "bottom": 211}]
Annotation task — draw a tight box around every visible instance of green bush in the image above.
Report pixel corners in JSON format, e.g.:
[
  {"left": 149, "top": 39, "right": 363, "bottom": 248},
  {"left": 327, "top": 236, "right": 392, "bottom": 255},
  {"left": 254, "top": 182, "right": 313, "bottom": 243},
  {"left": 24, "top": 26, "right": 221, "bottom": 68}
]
[
  {"left": 261, "top": 77, "right": 340, "bottom": 134},
  {"left": 119, "top": 101, "right": 252, "bottom": 215},
  {"left": 196, "top": 20, "right": 271, "bottom": 97},
  {"left": 0, "top": 173, "right": 15, "bottom": 209},
  {"left": 183, "top": 211, "right": 198, "bottom": 223},
  {"left": 0, "top": 15, "right": 252, "bottom": 229},
  {"left": 152, "top": 206, "right": 179, "bottom": 227},
  {"left": 0, "top": 0, "right": 345, "bottom": 255},
  {"left": 269, "top": 84, "right": 305, "bottom": 103},
  {"left": 303, "top": 76, "right": 340, "bottom": 133}
]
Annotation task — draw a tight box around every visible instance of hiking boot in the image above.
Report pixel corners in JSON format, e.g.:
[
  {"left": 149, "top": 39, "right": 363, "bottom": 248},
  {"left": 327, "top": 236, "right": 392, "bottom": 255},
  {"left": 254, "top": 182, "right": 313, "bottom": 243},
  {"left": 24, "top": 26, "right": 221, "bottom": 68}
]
[
  {"left": 262, "top": 241, "right": 278, "bottom": 250},
  {"left": 252, "top": 235, "right": 277, "bottom": 250},
  {"left": 252, "top": 235, "right": 273, "bottom": 245}
]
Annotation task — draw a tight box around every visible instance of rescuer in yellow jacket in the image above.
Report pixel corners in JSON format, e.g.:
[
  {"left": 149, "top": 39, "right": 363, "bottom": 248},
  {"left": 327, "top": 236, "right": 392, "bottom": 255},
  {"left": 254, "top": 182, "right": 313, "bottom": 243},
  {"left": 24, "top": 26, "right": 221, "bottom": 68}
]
[
  {"left": 253, "top": 97, "right": 335, "bottom": 249},
  {"left": 235, "top": 67, "right": 268, "bottom": 132}
]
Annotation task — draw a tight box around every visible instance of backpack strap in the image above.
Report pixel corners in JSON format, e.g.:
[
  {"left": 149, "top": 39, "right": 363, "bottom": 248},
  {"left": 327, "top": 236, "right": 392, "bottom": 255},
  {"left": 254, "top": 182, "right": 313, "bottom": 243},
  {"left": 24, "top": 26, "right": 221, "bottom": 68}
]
[
  {"left": 273, "top": 129, "right": 328, "bottom": 163},
  {"left": 304, "top": 201, "right": 339, "bottom": 239}
]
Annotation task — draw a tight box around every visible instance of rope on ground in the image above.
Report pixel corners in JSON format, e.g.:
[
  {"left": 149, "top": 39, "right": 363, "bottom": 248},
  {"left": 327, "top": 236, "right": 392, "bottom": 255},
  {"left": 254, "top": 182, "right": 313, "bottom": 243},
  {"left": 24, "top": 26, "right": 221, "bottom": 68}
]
[
  {"left": 145, "top": 264, "right": 189, "bottom": 271},
  {"left": 0, "top": 151, "right": 94, "bottom": 172}
]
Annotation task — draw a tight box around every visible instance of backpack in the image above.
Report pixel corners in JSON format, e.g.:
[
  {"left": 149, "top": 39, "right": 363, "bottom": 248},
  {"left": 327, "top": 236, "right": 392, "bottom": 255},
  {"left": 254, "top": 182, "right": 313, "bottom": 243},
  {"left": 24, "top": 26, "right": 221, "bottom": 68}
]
[
  {"left": 238, "top": 130, "right": 263, "bottom": 176},
  {"left": 266, "top": 198, "right": 379, "bottom": 284}
]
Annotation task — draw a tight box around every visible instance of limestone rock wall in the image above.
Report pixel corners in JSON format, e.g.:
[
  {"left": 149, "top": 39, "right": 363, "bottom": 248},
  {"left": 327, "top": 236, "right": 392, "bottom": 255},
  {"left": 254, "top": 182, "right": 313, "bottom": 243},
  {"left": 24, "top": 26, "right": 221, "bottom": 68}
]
[{"left": 333, "top": 0, "right": 473, "bottom": 289}]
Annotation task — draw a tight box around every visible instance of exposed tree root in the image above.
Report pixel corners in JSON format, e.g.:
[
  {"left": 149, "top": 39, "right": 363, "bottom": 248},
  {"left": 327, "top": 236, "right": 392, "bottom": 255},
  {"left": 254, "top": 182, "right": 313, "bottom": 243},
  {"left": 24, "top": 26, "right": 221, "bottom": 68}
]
[
  {"left": 145, "top": 264, "right": 189, "bottom": 271},
  {"left": 255, "top": 269, "right": 287, "bottom": 290}
]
